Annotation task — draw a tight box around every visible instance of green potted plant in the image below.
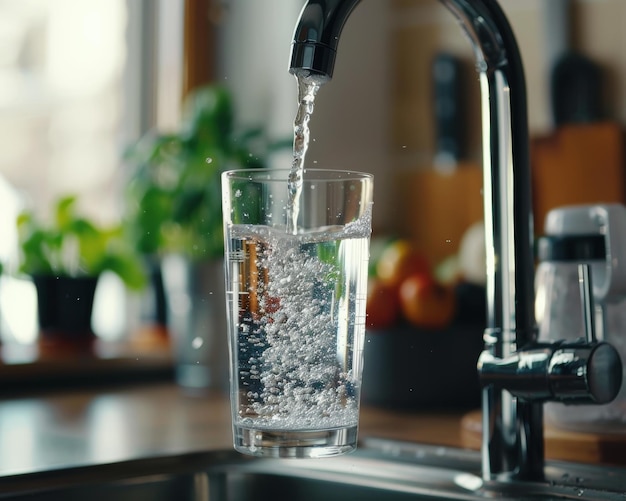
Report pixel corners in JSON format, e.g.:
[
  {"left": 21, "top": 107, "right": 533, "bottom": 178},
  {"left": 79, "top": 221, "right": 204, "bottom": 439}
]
[
  {"left": 17, "top": 195, "right": 146, "bottom": 348},
  {"left": 123, "top": 84, "right": 280, "bottom": 261},
  {"left": 124, "top": 84, "right": 288, "bottom": 390}
]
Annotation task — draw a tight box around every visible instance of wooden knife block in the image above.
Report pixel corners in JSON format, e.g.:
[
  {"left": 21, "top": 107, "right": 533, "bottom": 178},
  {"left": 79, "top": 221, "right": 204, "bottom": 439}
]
[
  {"left": 395, "top": 122, "right": 625, "bottom": 264},
  {"left": 531, "top": 122, "right": 626, "bottom": 232},
  {"left": 394, "top": 163, "right": 484, "bottom": 265}
]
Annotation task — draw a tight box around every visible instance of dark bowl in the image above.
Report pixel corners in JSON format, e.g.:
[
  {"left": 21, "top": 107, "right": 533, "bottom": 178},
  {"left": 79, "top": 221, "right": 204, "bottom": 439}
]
[{"left": 361, "top": 283, "right": 486, "bottom": 410}]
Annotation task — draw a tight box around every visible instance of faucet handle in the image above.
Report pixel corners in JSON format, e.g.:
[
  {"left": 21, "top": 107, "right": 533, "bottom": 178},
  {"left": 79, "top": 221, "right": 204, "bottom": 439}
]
[
  {"left": 546, "top": 259, "right": 624, "bottom": 404},
  {"left": 542, "top": 261, "right": 624, "bottom": 405},
  {"left": 547, "top": 340, "right": 622, "bottom": 404},
  {"left": 479, "top": 339, "right": 622, "bottom": 404}
]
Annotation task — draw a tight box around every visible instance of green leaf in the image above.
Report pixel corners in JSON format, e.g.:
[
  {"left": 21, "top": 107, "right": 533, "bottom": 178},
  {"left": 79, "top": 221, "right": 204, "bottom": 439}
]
[
  {"left": 55, "top": 195, "right": 78, "bottom": 231},
  {"left": 181, "top": 85, "right": 233, "bottom": 149},
  {"left": 19, "top": 229, "right": 54, "bottom": 275},
  {"left": 125, "top": 185, "right": 175, "bottom": 255},
  {"left": 100, "top": 253, "right": 147, "bottom": 290},
  {"left": 172, "top": 189, "right": 205, "bottom": 223}
]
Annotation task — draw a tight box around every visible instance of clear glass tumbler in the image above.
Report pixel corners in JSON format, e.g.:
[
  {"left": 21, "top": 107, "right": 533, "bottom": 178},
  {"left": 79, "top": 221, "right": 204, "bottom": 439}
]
[{"left": 222, "top": 168, "right": 373, "bottom": 458}]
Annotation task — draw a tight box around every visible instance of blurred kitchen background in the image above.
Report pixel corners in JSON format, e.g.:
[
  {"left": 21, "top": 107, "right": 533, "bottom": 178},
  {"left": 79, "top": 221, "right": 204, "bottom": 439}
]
[{"left": 0, "top": 0, "right": 624, "bottom": 357}]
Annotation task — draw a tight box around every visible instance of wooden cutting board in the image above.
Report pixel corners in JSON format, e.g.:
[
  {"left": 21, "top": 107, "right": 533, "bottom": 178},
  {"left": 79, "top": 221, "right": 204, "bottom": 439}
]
[
  {"left": 531, "top": 121, "right": 625, "bottom": 232},
  {"left": 394, "top": 163, "right": 484, "bottom": 265},
  {"left": 461, "top": 409, "right": 626, "bottom": 466}
]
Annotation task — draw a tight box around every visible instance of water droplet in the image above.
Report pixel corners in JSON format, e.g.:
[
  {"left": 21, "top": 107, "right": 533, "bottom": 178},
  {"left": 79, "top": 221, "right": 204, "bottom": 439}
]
[
  {"left": 235, "top": 189, "right": 242, "bottom": 198},
  {"left": 206, "top": 157, "right": 213, "bottom": 164},
  {"left": 192, "top": 337, "right": 203, "bottom": 349}
]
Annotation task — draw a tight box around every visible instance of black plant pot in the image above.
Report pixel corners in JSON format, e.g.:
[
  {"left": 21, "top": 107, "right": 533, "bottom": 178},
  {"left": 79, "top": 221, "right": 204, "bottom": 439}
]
[{"left": 33, "top": 275, "right": 99, "bottom": 342}]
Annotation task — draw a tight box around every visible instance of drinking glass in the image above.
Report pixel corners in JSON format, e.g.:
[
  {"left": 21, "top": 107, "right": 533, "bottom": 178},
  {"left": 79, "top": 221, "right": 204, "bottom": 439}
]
[{"left": 222, "top": 168, "right": 373, "bottom": 458}]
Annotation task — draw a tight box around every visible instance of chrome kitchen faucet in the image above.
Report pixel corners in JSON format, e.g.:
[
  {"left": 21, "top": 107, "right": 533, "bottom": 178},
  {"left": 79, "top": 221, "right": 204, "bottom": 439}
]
[{"left": 288, "top": 0, "right": 622, "bottom": 482}]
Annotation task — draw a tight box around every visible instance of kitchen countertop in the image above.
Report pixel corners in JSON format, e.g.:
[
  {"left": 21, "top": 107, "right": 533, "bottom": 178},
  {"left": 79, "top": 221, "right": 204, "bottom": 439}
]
[
  {"left": 1, "top": 377, "right": 626, "bottom": 480},
  {"left": 1, "top": 325, "right": 625, "bottom": 479},
  {"left": 0, "top": 381, "right": 469, "bottom": 477}
]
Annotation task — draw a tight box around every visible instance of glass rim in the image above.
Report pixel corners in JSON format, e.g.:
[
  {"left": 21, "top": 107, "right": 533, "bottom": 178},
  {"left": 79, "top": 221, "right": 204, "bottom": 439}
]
[{"left": 222, "top": 168, "right": 373, "bottom": 183}]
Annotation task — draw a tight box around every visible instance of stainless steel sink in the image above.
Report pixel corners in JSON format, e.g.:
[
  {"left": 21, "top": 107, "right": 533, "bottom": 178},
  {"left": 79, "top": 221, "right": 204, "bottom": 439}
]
[{"left": 0, "top": 439, "right": 625, "bottom": 500}]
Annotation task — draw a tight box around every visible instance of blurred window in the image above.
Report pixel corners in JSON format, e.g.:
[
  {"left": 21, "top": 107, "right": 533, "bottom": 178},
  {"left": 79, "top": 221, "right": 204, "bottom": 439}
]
[
  {"left": 0, "top": 0, "right": 184, "bottom": 345},
  {"left": 0, "top": 0, "right": 129, "bottom": 221}
]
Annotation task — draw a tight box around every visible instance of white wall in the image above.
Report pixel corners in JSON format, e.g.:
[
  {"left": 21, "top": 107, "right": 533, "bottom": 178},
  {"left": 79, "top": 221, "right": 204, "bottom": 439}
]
[{"left": 217, "top": 1, "right": 302, "bottom": 150}]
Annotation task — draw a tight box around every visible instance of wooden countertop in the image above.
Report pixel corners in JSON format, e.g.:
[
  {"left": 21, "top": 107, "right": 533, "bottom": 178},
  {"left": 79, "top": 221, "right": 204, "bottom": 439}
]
[
  {"left": 1, "top": 379, "right": 626, "bottom": 478},
  {"left": 0, "top": 382, "right": 469, "bottom": 477},
  {"left": 1, "top": 319, "right": 626, "bottom": 482}
]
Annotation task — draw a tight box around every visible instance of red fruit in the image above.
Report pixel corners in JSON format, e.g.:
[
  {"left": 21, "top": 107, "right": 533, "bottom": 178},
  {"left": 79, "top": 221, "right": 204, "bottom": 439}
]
[
  {"left": 366, "top": 278, "right": 400, "bottom": 330},
  {"left": 376, "top": 240, "right": 431, "bottom": 288},
  {"left": 399, "top": 273, "right": 456, "bottom": 329}
]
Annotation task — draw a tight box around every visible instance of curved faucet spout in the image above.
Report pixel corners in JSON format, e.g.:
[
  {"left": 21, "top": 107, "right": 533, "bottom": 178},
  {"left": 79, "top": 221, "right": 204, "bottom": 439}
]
[
  {"left": 439, "top": 0, "right": 541, "bottom": 482},
  {"left": 289, "top": 0, "right": 361, "bottom": 79},
  {"left": 289, "top": 0, "right": 537, "bottom": 481},
  {"left": 288, "top": 0, "right": 621, "bottom": 484}
]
